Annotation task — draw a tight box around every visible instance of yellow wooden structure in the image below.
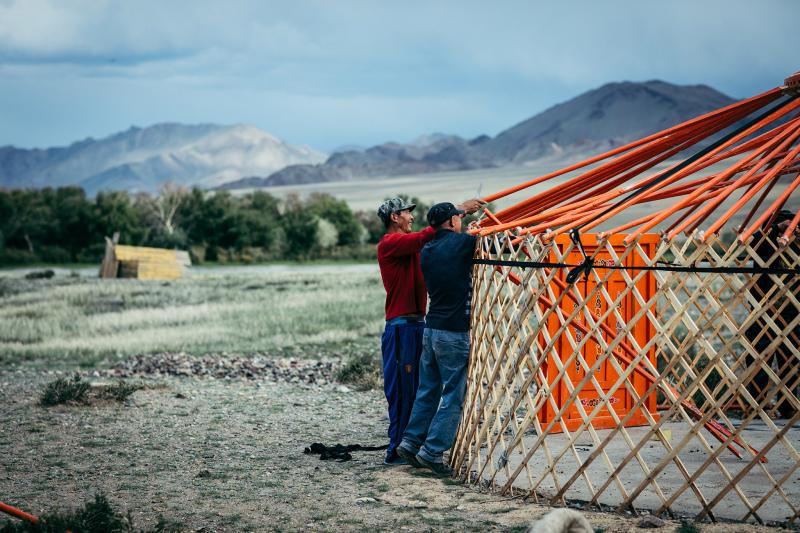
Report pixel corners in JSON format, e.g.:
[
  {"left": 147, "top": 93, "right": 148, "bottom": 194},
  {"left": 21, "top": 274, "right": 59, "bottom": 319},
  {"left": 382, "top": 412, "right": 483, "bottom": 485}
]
[{"left": 99, "top": 236, "right": 191, "bottom": 280}]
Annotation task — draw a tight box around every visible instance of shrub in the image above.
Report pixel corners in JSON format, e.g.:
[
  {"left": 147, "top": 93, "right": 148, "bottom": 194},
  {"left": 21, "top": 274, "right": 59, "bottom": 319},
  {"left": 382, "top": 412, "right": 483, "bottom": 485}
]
[
  {"left": 336, "top": 352, "right": 382, "bottom": 390},
  {"left": 39, "top": 377, "right": 142, "bottom": 406},
  {"left": 37, "top": 246, "right": 72, "bottom": 263},
  {"left": 40, "top": 376, "right": 90, "bottom": 406},
  {"left": 24, "top": 270, "right": 55, "bottom": 280},
  {"left": 0, "top": 248, "right": 38, "bottom": 265},
  {"left": 95, "top": 381, "right": 143, "bottom": 403}
]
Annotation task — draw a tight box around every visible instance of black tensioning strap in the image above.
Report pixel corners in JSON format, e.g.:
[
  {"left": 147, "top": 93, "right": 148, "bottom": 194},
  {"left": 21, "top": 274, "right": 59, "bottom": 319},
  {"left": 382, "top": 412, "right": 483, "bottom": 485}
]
[{"left": 472, "top": 257, "right": 800, "bottom": 277}]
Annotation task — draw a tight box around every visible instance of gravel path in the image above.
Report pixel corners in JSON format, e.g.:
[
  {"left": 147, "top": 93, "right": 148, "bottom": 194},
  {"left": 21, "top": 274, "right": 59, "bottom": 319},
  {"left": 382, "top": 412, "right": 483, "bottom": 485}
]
[{"left": 0, "top": 370, "right": 778, "bottom": 532}]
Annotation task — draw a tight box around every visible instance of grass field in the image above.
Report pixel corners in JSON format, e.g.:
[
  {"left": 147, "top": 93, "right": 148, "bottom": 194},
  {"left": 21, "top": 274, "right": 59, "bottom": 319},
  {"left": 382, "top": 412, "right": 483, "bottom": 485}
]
[{"left": 0, "top": 268, "right": 384, "bottom": 368}]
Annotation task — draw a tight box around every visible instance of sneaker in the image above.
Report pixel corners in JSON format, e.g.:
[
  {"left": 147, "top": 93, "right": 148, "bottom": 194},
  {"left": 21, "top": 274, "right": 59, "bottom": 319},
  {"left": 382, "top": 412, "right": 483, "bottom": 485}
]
[
  {"left": 383, "top": 455, "right": 408, "bottom": 466},
  {"left": 416, "top": 455, "right": 453, "bottom": 477},
  {"left": 396, "top": 446, "right": 423, "bottom": 468}
]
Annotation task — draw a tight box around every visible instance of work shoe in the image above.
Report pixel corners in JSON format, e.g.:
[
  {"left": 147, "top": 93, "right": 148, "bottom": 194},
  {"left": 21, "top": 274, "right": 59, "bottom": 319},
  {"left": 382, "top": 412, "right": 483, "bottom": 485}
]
[
  {"left": 416, "top": 455, "right": 453, "bottom": 477},
  {"left": 383, "top": 454, "right": 408, "bottom": 466},
  {"left": 396, "top": 446, "right": 423, "bottom": 468}
]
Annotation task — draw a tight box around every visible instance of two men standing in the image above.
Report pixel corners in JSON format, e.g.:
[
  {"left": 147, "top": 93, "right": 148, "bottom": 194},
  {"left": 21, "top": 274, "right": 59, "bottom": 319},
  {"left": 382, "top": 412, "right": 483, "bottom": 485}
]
[{"left": 376, "top": 197, "right": 482, "bottom": 470}]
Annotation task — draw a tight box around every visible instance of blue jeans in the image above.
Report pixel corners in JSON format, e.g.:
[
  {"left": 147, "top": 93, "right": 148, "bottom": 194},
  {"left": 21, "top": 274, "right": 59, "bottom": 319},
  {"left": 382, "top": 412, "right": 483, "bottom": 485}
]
[
  {"left": 399, "top": 328, "right": 470, "bottom": 464},
  {"left": 381, "top": 317, "right": 424, "bottom": 460}
]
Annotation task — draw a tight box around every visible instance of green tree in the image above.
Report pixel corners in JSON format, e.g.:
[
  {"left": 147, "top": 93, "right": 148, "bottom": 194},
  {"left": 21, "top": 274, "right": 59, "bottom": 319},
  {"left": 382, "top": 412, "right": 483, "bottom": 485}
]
[
  {"left": 176, "top": 188, "right": 208, "bottom": 245},
  {"left": 92, "top": 191, "right": 145, "bottom": 245},
  {"left": 52, "top": 187, "right": 94, "bottom": 258},
  {"left": 305, "top": 193, "right": 365, "bottom": 245},
  {"left": 280, "top": 194, "right": 318, "bottom": 259},
  {"left": 237, "top": 190, "right": 281, "bottom": 249},
  {"left": 356, "top": 209, "right": 385, "bottom": 244}
]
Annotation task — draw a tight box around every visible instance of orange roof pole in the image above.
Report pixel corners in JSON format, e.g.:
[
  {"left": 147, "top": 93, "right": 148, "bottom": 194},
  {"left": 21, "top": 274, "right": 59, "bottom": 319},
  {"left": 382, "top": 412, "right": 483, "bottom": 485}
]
[
  {"left": 485, "top": 102, "right": 759, "bottom": 224},
  {"left": 620, "top": 98, "right": 800, "bottom": 244},
  {"left": 491, "top": 148, "right": 722, "bottom": 238},
  {"left": 703, "top": 140, "right": 800, "bottom": 239},
  {"left": 740, "top": 172, "right": 800, "bottom": 242},
  {"left": 737, "top": 171, "right": 783, "bottom": 233},
  {"left": 658, "top": 163, "right": 800, "bottom": 238},
  {"left": 481, "top": 88, "right": 780, "bottom": 206},
  {"left": 666, "top": 121, "right": 800, "bottom": 239}
]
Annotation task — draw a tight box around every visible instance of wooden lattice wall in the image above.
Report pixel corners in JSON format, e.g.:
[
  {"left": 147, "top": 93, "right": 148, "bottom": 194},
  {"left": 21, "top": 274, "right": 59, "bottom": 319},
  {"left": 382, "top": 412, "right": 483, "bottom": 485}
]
[{"left": 452, "top": 230, "right": 799, "bottom": 524}]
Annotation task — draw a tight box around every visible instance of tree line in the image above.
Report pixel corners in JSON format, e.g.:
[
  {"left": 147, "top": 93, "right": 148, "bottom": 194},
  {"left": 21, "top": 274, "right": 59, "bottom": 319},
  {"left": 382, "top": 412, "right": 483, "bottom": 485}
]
[{"left": 0, "top": 186, "right": 434, "bottom": 265}]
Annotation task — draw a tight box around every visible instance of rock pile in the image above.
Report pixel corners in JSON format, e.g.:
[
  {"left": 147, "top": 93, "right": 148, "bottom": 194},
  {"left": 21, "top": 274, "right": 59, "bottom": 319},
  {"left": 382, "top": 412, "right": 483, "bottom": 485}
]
[{"left": 99, "top": 352, "right": 339, "bottom": 385}]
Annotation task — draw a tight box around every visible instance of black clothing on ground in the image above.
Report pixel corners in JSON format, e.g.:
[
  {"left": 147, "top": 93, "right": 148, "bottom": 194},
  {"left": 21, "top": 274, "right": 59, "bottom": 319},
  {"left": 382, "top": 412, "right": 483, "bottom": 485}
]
[
  {"left": 420, "top": 229, "right": 477, "bottom": 332},
  {"left": 303, "top": 442, "right": 388, "bottom": 462}
]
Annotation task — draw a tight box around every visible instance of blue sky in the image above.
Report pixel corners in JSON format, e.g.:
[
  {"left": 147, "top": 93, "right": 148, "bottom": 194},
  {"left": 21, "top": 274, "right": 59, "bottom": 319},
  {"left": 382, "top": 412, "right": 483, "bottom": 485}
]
[{"left": 0, "top": 0, "right": 797, "bottom": 152}]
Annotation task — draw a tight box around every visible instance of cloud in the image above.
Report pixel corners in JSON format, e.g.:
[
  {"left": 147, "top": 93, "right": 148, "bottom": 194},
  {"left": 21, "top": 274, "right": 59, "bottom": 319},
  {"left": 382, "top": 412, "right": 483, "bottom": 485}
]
[{"left": 0, "top": 0, "right": 797, "bottom": 150}]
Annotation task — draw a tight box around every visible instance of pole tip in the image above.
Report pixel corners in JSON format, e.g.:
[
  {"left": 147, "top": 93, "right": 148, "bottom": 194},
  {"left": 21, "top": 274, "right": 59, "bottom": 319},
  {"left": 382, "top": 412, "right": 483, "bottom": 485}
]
[{"left": 785, "top": 71, "right": 800, "bottom": 92}]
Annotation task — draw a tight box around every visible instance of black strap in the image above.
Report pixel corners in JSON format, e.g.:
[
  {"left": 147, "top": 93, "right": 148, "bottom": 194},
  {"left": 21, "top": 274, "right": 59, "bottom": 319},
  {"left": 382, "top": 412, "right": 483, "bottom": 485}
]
[
  {"left": 304, "top": 442, "right": 389, "bottom": 462},
  {"left": 473, "top": 258, "right": 800, "bottom": 276}
]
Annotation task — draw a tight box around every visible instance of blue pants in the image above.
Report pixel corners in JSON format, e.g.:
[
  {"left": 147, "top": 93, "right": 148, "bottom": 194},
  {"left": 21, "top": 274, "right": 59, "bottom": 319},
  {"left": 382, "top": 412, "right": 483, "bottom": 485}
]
[
  {"left": 400, "top": 328, "right": 470, "bottom": 464},
  {"left": 381, "top": 318, "right": 424, "bottom": 460}
]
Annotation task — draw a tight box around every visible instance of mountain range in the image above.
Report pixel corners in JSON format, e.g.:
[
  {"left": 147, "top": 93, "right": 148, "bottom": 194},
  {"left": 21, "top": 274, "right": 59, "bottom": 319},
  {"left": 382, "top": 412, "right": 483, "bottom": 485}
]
[
  {"left": 0, "top": 124, "right": 325, "bottom": 195},
  {"left": 219, "top": 80, "right": 735, "bottom": 189},
  {"left": 0, "top": 80, "right": 736, "bottom": 194}
]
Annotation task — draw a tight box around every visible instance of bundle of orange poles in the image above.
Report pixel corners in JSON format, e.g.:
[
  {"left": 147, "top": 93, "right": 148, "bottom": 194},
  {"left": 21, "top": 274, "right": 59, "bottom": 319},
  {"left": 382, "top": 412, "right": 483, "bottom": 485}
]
[{"left": 474, "top": 72, "right": 800, "bottom": 244}]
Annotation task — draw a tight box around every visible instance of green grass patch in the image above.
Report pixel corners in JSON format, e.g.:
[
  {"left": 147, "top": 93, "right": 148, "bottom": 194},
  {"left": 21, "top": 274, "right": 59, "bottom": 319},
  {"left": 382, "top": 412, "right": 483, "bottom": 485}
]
[{"left": 676, "top": 520, "right": 701, "bottom": 533}]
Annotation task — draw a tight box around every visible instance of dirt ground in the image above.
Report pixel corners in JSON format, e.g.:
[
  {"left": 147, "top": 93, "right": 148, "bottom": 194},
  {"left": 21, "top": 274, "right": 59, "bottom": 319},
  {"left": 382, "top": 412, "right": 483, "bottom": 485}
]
[{"left": 0, "top": 369, "right": 782, "bottom": 533}]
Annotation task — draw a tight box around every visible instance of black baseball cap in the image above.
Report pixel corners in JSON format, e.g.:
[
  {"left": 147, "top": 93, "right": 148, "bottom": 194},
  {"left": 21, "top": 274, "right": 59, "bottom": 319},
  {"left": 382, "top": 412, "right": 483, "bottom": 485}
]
[
  {"left": 427, "top": 202, "right": 465, "bottom": 227},
  {"left": 773, "top": 209, "right": 795, "bottom": 224}
]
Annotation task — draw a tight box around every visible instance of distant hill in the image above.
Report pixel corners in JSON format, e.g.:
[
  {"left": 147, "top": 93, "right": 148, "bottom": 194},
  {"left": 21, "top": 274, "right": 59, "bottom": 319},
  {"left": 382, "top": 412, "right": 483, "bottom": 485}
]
[
  {"left": 473, "top": 80, "right": 736, "bottom": 164},
  {"left": 219, "top": 80, "right": 736, "bottom": 190},
  {"left": 219, "top": 134, "right": 493, "bottom": 189},
  {"left": 0, "top": 123, "right": 326, "bottom": 194}
]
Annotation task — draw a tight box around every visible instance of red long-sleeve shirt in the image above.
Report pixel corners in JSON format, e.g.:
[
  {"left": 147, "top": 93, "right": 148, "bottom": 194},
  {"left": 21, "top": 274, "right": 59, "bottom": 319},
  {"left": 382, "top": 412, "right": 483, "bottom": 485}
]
[{"left": 377, "top": 226, "right": 436, "bottom": 320}]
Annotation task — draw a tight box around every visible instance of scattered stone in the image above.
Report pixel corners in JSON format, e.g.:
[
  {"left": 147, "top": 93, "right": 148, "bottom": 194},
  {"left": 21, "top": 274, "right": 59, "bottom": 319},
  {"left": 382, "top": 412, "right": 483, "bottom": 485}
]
[
  {"left": 88, "top": 352, "right": 340, "bottom": 386},
  {"left": 355, "top": 497, "right": 378, "bottom": 504},
  {"left": 637, "top": 515, "right": 667, "bottom": 528}
]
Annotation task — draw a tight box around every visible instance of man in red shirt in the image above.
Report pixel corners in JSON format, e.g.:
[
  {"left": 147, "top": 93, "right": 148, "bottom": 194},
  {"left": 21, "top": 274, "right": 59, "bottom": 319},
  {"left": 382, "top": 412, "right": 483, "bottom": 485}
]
[{"left": 376, "top": 196, "right": 484, "bottom": 464}]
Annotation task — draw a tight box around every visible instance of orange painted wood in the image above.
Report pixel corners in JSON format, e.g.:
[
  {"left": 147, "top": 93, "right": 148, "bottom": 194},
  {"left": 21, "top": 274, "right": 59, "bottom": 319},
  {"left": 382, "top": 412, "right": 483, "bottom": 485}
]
[{"left": 537, "top": 233, "right": 660, "bottom": 432}]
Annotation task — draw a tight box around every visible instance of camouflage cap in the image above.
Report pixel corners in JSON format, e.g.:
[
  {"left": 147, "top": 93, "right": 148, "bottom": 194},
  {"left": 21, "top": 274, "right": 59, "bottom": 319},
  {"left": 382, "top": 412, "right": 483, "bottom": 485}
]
[{"left": 377, "top": 197, "right": 416, "bottom": 224}]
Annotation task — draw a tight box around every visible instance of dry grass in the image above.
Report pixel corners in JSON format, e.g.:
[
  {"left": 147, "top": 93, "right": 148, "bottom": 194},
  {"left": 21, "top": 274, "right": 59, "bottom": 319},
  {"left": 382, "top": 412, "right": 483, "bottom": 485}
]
[{"left": 0, "top": 270, "right": 385, "bottom": 368}]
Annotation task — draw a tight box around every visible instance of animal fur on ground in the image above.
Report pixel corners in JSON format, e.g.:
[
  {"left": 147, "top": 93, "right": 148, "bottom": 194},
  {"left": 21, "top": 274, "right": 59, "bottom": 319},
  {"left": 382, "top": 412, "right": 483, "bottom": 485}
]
[{"left": 528, "top": 508, "right": 593, "bottom": 533}]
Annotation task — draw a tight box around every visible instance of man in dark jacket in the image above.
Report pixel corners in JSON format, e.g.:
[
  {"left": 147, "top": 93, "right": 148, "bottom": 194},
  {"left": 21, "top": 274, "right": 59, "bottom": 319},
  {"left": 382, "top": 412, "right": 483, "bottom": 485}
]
[
  {"left": 376, "top": 197, "right": 483, "bottom": 465},
  {"left": 396, "top": 202, "right": 477, "bottom": 475},
  {"left": 744, "top": 209, "right": 800, "bottom": 419}
]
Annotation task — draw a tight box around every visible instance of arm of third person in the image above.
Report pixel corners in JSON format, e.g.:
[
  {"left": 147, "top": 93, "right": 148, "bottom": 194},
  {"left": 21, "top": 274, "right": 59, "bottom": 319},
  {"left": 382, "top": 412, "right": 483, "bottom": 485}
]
[{"left": 457, "top": 198, "right": 487, "bottom": 215}]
